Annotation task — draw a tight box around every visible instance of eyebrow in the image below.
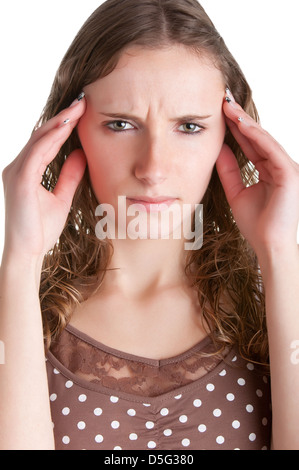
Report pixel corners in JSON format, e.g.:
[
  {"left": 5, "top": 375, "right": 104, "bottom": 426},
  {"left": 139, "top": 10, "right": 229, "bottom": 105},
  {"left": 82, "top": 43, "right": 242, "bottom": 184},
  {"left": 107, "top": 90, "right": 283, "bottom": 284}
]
[
  {"left": 170, "top": 114, "right": 212, "bottom": 122},
  {"left": 98, "top": 112, "right": 213, "bottom": 122}
]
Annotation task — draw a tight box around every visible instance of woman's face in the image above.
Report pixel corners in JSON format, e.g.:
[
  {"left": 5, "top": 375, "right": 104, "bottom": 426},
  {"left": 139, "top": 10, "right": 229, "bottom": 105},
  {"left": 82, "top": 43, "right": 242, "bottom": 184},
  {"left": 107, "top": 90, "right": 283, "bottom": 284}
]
[{"left": 77, "top": 45, "right": 226, "bottom": 239}]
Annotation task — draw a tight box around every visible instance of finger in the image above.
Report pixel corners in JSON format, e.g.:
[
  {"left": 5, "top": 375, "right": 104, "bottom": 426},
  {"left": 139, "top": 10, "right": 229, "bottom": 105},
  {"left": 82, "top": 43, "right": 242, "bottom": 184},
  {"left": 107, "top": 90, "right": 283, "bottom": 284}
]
[
  {"left": 224, "top": 99, "right": 271, "bottom": 161},
  {"left": 19, "top": 118, "right": 82, "bottom": 184},
  {"left": 224, "top": 97, "right": 291, "bottom": 168},
  {"left": 16, "top": 94, "right": 86, "bottom": 164},
  {"left": 32, "top": 93, "right": 86, "bottom": 143},
  {"left": 226, "top": 117, "right": 260, "bottom": 164},
  {"left": 226, "top": 118, "right": 274, "bottom": 184},
  {"left": 216, "top": 144, "right": 245, "bottom": 205},
  {"left": 52, "top": 149, "right": 87, "bottom": 209},
  {"left": 19, "top": 95, "right": 86, "bottom": 181}
]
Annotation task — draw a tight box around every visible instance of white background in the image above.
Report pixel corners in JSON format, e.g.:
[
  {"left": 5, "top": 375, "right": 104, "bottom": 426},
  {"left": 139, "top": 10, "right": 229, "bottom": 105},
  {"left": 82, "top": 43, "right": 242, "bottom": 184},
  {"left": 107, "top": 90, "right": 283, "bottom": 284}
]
[{"left": 0, "top": 0, "right": 298, "bottom": 256}]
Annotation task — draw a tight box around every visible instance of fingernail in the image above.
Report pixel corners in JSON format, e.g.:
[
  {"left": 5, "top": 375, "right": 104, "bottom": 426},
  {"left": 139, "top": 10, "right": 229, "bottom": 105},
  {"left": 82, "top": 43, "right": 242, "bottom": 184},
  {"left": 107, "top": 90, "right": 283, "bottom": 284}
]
[
  {"left": 77, "top": 92, "right": 85, "bottom": 101},
  {"left": 70, "top": 91, "right": 85, "bottom": 107},
  {"left": 225, "top": 89, "right": 238, "bottom": 109},
  {"left": 58, "top": 118, "right": 71, "bottom": 128},
  {"left": 225, "top": 88, "right": 236, "bottom": 103},
  {"left": 237, "top": 116, "right": 249, "bottom": 126}
]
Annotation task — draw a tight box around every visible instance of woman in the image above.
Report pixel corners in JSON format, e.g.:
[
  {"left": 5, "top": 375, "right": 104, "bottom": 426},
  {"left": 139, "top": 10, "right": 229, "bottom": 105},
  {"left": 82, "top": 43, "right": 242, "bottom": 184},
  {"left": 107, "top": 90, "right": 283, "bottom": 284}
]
[{"left": 0, "top": 0, "right": 298, "bottom": 450}]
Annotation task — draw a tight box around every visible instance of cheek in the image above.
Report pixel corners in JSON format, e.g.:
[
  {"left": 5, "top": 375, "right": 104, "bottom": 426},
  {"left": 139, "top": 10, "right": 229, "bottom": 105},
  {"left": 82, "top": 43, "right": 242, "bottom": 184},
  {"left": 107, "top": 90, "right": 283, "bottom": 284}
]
[
  {"left": 77, "top": 119, "right": 123, "bottom": 201},
  {"left": 78, "top": 116, "right": 132, "bottom": 171},
  {"left": 77, "top": 119, "right": 105, "bottom": 169},
  {"left": 182, "top": 122, "right": 226, "bottom": 200},
  {"left": 198, "top": 118, "right": 226, "bottom": 170}
]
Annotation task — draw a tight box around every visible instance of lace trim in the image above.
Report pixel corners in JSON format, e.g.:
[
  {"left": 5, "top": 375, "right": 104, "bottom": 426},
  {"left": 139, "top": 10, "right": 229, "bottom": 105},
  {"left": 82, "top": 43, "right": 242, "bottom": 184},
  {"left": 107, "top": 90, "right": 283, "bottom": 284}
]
[{"left": 50, "top": 325, "right": 226, "bottom": 397}]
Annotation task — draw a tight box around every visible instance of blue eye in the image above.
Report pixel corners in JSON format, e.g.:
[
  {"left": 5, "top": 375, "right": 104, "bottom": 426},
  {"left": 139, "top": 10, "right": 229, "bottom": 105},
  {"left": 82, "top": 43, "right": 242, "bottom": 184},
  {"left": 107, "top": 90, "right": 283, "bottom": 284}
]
[
  {"left": 178, "top": 123, "right": 203, "bottom": 134},
  {"left": 106, "top": 121, "right": 134, "bottom": 132}
]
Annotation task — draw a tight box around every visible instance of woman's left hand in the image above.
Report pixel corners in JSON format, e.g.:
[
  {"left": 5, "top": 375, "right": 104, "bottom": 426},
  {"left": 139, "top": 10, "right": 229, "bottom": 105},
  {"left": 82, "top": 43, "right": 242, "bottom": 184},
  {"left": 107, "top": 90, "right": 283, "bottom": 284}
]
[{"left": 216, "top": 91, "right": 299, "bottom": 263}]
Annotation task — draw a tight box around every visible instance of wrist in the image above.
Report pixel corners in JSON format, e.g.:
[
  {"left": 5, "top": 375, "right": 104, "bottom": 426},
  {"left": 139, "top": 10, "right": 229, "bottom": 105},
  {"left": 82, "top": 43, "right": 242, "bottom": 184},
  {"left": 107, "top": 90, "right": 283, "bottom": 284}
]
[
  {"left": 257, "top": 243, "right": 299, "bottom": 283},
  {"left": 1, "top": 249, "right": 44, "bottom": 289}
]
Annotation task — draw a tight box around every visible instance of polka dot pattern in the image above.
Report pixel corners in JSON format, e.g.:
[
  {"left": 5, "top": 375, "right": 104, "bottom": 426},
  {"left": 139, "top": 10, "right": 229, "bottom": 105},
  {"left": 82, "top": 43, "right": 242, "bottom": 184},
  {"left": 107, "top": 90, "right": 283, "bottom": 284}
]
[{"left": 46, "top": 329, "right": 272, "bottom": 450}]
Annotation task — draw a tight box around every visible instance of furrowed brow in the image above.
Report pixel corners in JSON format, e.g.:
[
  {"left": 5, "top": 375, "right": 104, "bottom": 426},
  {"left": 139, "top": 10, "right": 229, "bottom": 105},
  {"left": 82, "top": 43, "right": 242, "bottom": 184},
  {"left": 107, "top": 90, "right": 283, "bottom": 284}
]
[{"left": 98, "top": 112, "right": 213, "bottom": 121}]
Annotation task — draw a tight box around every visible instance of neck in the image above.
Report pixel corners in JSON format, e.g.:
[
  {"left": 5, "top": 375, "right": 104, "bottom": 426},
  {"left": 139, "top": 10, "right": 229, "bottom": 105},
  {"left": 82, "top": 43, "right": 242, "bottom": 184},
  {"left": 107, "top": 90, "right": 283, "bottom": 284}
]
[{"left": 102, "top": 237, "right": 189, "bottom": 300}]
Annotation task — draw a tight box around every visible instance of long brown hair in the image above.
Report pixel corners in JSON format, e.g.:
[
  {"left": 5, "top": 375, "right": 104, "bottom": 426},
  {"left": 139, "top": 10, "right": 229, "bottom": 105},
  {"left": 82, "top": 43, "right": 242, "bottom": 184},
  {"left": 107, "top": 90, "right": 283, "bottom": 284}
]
[{"left": 39, "top": 0, "right": 268, "bottom": 366}]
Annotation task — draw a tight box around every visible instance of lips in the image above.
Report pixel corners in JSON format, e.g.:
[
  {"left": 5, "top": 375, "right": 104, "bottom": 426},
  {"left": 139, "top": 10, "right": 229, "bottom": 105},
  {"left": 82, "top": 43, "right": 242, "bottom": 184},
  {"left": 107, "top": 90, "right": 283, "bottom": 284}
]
[
  {"left": 128, "top": 196, "right": 176, "bottom": 203},
  {"left": 127, "top": 196, "right": 178, "bottom": 212}
]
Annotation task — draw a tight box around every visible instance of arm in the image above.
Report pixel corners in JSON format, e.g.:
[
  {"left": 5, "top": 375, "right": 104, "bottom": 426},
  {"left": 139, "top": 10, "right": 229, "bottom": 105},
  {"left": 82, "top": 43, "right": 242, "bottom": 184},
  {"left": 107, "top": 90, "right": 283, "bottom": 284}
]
[
  {"left": 0, "top": 254, "right": 54, "bottom": 450},
  {"left": 0, "top": 96, "right": 86, "bottom": 449},
  {"left": 217, "top": 91, "right": 299, "bottom": 449},
  {"left": 259, "top": 245, "right": 299, "bottom": 450}
]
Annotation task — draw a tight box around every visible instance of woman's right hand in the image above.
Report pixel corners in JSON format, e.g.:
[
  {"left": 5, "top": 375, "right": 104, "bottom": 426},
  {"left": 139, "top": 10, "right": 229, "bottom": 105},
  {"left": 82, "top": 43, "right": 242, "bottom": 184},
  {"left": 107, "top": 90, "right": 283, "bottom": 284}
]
[{"left": 1, "top": 95, "right": 87, "bottom": 264}]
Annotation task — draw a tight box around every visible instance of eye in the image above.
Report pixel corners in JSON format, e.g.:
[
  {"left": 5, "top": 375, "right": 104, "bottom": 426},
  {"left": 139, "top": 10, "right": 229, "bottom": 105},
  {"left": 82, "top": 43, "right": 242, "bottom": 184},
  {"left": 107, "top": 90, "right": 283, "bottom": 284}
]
[
  {"left": 178, "top": 123, "right": 203, "bottom": 134},
  {"left": 106, "top": 120, "right": 135, "bottom": 132}
]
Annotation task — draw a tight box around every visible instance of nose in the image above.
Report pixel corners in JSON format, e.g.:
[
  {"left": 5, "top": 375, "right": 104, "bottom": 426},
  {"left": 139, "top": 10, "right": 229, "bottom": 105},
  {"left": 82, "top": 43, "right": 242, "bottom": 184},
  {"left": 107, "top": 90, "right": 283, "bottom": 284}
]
[{"left": 134, "top": 133, "right": 169, "bottom": 186}]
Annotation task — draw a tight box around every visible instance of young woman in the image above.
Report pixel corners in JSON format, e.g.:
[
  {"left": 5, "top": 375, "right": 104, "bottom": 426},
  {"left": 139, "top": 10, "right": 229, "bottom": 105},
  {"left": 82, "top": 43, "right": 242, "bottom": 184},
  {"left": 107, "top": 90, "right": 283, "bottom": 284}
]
[{"left": 0, "top": 0, "right": 298, "bottom": 450}]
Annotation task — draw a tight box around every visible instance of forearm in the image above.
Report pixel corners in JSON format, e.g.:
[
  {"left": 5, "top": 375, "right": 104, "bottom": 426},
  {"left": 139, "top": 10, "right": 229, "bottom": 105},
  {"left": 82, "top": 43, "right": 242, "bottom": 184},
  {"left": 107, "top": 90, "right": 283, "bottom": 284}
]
[
  {"left": 0, "top": 252, "right": 54, "bottom": 450},
  {"left": 259, "top": 244, "right": 299, "bottom": 450}
]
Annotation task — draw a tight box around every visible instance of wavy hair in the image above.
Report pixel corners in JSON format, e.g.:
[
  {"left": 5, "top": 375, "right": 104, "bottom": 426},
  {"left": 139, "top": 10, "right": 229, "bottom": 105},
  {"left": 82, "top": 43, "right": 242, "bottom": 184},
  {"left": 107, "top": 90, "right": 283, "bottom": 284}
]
[{"left": 39, "top": 0, "right": 268, "bottom": 366}]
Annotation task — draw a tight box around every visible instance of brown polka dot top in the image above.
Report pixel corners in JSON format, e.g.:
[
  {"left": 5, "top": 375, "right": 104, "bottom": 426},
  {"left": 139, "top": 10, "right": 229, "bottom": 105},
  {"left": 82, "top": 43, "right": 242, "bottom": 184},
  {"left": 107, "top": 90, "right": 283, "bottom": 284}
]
[{"left": 46, "top": 324, "right": 271, "bottom": 450}]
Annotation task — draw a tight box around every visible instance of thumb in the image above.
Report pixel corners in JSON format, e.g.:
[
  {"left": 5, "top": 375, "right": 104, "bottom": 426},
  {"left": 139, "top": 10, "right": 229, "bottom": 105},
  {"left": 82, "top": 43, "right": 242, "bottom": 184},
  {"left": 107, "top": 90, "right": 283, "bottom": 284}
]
[
  {"left": 53, "top": 149, "right": 87, "bottom": 209},
  {"left": 216, "top": 144, "right": 245, "bottom": 205}
]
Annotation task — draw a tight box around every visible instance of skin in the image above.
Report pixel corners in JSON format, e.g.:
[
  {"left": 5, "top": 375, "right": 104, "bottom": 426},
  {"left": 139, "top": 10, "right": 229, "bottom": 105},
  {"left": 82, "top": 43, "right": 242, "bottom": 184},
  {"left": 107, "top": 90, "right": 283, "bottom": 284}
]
[
  {"left": 71, "top": 45, "right": 227, "bottom": 356},
  {"left": 77, "top": 45, "right": 226, "bottom": 239},
  {"left": 1, "top": 43, "right": 298, "bottom": 449}
]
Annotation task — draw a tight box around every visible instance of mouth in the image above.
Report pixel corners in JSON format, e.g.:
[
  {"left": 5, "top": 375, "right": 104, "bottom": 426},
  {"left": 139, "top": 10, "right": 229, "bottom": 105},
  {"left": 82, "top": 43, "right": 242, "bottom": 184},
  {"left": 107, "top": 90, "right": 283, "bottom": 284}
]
[{"left": 126, "top": 196, "right": 178, "bottom": 212}]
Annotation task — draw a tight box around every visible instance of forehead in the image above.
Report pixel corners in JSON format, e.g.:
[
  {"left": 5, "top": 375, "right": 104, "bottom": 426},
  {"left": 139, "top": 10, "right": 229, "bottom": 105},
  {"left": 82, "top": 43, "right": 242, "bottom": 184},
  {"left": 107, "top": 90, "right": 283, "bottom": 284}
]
[{"left": 87, "top": 45, "right": 225, "bottom": 113}]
